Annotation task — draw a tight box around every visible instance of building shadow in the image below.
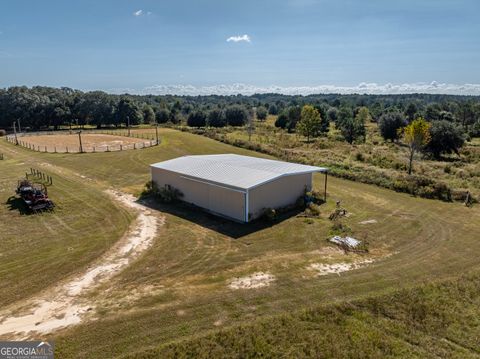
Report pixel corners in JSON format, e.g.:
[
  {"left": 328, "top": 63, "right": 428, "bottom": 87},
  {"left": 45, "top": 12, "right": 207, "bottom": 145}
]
[
  {"left": 139, "top": 197, "right": 303, "bottom": 239},
  {"left": 6, "top": 196, "right": 30, "bottom": 215}
]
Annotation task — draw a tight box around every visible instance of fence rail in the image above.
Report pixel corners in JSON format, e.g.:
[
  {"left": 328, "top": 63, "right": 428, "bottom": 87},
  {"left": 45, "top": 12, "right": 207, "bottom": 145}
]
[{"left": 5, "top": 129, "right": 160, "bottom": 154}]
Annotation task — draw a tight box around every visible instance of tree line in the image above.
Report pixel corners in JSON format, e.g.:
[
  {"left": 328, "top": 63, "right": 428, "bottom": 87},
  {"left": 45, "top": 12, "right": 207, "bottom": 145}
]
[
  {"left": 1, "top": 86, "right": 480, "bottom": 153},
  {"left": 0, "top": 86, "right": 260, "bottom": 130}
]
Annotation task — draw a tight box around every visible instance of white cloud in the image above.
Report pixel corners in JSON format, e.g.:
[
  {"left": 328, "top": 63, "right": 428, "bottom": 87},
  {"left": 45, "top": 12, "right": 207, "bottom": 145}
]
[
  {"left": 133, "top": 10, "right": 152, "bottom": 17},
  {"left": 108, "top": 82, "right": 480, "bottom": 96},
  {"left": 226, "top": 34, "right": 251, "bottom": 43}
]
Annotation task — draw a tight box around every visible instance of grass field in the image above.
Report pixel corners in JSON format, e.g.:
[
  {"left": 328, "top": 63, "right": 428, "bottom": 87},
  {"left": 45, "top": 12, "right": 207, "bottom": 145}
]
[
  {"left": 0, "top": 142, "right": 132, "bottom": 308},
  {"left": 176, "top": 117, "right": 480, "bottom": 201},
  {"left": 142, "top": 271, "right": 480, "bottom": 358},
  {"left": 1, "top": 129, "right": 479, "bottom": 358}
]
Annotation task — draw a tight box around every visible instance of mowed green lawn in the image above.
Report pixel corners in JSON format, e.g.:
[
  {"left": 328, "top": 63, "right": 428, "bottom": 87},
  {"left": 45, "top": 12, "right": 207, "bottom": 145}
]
[
  {"left": 2, "top": 129, "right": 480, "bottom": 358},
  {"left": 0, "top": 140, "right": 132, "bottom": 307}
]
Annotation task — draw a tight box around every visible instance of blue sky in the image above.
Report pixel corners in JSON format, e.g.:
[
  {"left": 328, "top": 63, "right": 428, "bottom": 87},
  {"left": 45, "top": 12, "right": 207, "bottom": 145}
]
[{"left": 1, "top": 0, "right": 480, "bottom": 94}]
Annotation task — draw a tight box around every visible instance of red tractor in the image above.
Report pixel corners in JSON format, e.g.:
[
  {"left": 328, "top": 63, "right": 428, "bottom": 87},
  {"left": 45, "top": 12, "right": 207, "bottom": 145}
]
[{"left": 16, "top": 179, "right": 55, "bottom": 211}]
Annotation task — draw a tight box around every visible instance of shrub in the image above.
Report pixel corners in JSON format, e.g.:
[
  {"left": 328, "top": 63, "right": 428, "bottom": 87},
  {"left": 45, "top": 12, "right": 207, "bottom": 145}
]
[
  {"left": 142, "top": 181, "right": 183, "bottom": 203},
  {"left": 328, "top": 221, "right": 351, "bottom": 236},
  {"left": 256, "top": 106, "right": 268, "bottom": 121},
  {"left": 305, "top": 190, "right": 326, "bottom": 205},
  {"left": 0, "top": 129, "right": 6, "bottom": 137},
  {"left": 261, "top": 208, "right": 277, "bottom": 222},
  {"left": 275, "top": 107, "right": 301, "bottom": 132},
  {"left": 304, "top": 203, "right": 321, "bottom": 217},
  {"left": 455, "top": 169, "right": 467, "bottom": 179},
  {"left": 355, "top": 152, "right": 365, "bottom": 162},
  {"left": 469, "top": 121, "right": 480, "bottom": 137},
  {"left": 274, "top": 112, "right": 288, "bottom": 129},
  {"left": 451, "top": 189, "right": 471, "bottom": 202},
  {"left": 312, "top": 138, "right": 331, "bottom": 149},
  {"left": 425, "top": 120, "right": 465, "bottom": 158}
]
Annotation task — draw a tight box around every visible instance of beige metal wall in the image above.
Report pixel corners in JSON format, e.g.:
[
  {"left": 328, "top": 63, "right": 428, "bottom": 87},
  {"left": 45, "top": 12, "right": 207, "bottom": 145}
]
[
  {"left": 248, "top": 173, "right": 312, "bottom": 220},
  {"left": 151, "top": 167, "right": 246, "bottom": 222}
]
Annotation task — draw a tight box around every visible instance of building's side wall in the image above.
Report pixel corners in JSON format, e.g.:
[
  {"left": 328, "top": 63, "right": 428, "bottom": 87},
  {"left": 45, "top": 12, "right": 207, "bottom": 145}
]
[
  {"left": 248, "top": 173, "right": 312, "bottom": 220},
  {"left": 151, "top": 167, "right": 246, "bottom": 222}
]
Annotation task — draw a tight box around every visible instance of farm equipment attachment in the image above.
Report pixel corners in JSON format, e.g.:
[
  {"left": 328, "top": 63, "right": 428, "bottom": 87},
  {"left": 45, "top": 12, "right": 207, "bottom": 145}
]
[{"left": 16, "top": 179, "right": 55, "bottom": 211}]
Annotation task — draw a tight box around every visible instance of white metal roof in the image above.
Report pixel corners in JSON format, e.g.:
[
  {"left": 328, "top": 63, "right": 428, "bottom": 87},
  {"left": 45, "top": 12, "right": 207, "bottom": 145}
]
[{"left": 151, "top": 154, "right": 327, "bottom": 191}]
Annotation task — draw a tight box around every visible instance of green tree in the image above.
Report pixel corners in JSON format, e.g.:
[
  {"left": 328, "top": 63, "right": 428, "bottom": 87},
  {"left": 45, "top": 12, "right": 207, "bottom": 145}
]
[
  {"left": 405, "top": 103, "right": 418, "bottom": 122},
  {"left": 207, "top": 109, "right": 226, "bottom": 127},
  {"left": 425, "top": 104, "right": 442, "bottom": 121},
  {"left": 438, "top": 110, "right": 455, "bottom": 122},
  {"left": 116, "top": 98, "right": 143, "bottom": 127},
  {"left": 268, "top": 104, "right": 278, "bottom": 115},
  {"left": 143, "top": 105, "right": 156, "bottom": 124},
  {"left": 402, "top": 117, "right": 431, "bottom": 174},
  {"left": 356, "top": 107, "right": 372, "bottom": 124},
  {"left": 154, "top": 108, "right": 170, "bottom": 124},
  {"left": 378, "top": 112, "right": 407, "bottom": 142},
  {"left": 296, "top": 105, "right": 322, "bottom": 142},
  {"left": 314, "top": 104, "right": 329, "bottom": 134},
  {"left": 169, "top": 108, "right": 182, "bottom": 124},
  {"left": 327, "top": 107, "right": 338, "bottom": 123},
  {"left": 187, "top": 110, "right": 207, "bottom": 127},
  {"left": 456, "top": 101, "right": 476, "bottom": 130},
  {"left": 274, "top": 111, "right": 288, "bottom": 129},
  {"left": 256, "top": 106, "right": 268, "bottom": 121},
  {"left": 425, "top": 120, "right": 465, "bottom": 158},
  {"left": 337, "top": 107, "right": 366, "bottom": 144},
  {"left": 225, "top": 105, "right": 248, "bottom": 126},
  {"left": 273, "top": 106, "right": 302, "bottom": 132}
]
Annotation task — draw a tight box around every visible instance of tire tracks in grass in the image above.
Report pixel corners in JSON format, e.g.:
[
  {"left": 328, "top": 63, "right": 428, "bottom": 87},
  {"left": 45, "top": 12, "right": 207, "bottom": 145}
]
[{"left": 0, "top": 190, "right": 164, "bottom": 339}]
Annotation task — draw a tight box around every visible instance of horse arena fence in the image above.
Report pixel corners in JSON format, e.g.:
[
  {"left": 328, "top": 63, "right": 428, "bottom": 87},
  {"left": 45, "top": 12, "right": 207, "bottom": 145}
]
[{"left": 5, "top": 130, "right": 160, "bottom": 153}]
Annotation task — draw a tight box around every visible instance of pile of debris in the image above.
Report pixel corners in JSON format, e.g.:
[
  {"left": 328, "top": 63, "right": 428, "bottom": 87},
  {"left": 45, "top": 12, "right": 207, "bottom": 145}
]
[{"left": 329, "top": 235, "right": 367, "bottom": 253}]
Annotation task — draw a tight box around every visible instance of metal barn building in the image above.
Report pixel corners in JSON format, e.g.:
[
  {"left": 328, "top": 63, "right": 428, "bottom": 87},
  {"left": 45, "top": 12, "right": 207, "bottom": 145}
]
[{"left": 150, "top": 154, "right": 327, "bottom": 223}]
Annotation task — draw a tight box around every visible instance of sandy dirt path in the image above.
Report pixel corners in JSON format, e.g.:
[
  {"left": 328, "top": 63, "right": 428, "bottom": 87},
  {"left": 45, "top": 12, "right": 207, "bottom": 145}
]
[{"left": 0, "top": 190, "right": 163, "bottom": 339}]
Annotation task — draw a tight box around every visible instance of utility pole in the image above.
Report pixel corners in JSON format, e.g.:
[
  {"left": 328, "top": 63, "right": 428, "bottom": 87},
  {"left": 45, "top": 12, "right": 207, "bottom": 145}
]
[
  {"left": 155, "top": 122, "right": 159, "bottom": 145},
  {"left": 17, "top": 119, "right": 22, "bottom": 133},
  {"left": 13, "top": 121, "right": 18, "bottom": 145},
  {"left": 78, "top": 131, "right": 83, "bottom": 153}
]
